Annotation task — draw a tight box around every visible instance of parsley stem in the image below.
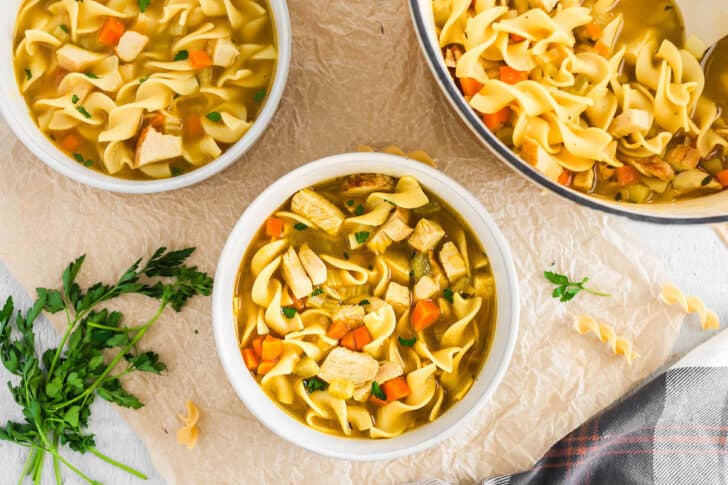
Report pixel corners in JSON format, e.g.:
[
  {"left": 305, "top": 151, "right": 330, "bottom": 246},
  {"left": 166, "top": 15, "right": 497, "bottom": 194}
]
[
  {"left": 88, "top": 447, "right": 147, "bottom": 480},
  {"left": 47, "top": 306, "right": 75, "bottom": 379},
  {"left": 18, "top": 448, "right": 36, "bottom": 485},
  {"left": 584, "top": 287, "right": 611, "bottom": 297},
  {"left": 86, "top": 321, "right": 147, "bottom": 333},
  {"left": 52, "top": 436, "right": 62, "bottom": 485}
]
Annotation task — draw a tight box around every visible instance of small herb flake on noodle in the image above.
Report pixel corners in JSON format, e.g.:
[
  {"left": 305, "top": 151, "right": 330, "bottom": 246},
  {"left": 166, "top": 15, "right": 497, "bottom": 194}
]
[
  {"left": 83, "top": 72, "right": 98, "bottom": 79},
  {"left": 71, "top": 94, "right": 79, "bottom": 104},
  {"left": 398, "top": 336, "right": 416, "bottom": 347},
  {"left": 303, "top": 376, "right": 328, "bottom": 394},
  {"left": 294, "top": 223, "right": 308, "bottom": 231},
  {"left": 253, "top": 88, "right": 266, "bottom": 103},
  {"left": 138, "top": 0, "right": 151, "bottom": 13},
  {"left": 206, "top": 112, "right": 222, "bottom": 122},
  {"left": 24, "top": 69, "right": 31, "bottom": 80},
  {"left": 281, "top": 307, "right": 296, "bottom": 318},
  {"left": 371, "top": 381, "right": 386, "bottom": 400},
  {"left": 355, "top": 231, "right": 370, "bottom": 244},
  {"left": 76, "top": 106, "right": 92, "bottom": 119},
  {"left": 174, "top": 50, "right": 189, "bottom": 61}
]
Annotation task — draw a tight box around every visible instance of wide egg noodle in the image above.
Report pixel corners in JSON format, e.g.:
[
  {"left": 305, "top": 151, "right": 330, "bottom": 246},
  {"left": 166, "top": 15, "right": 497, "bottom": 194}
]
[{"left": 361, "top": 304, "right": 397, "bottom": 359}]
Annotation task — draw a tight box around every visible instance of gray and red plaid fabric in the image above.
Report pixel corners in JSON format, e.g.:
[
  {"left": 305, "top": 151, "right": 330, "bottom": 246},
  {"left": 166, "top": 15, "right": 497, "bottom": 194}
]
[{"left": 483, "top": 331, "right": 728, "bottom": 485}]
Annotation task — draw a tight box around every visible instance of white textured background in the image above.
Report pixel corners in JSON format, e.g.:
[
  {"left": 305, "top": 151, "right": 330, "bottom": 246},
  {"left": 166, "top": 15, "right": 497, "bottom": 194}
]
[{"left": 0, "top": 223, "right": 726, "bottom": 485}]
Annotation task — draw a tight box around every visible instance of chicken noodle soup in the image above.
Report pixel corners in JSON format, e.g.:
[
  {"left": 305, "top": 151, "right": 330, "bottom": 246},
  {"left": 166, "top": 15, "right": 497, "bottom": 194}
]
[
  {"left": 13, "top": 0, "right": 277, "bottom": 179},
  {"left": 434, "top": 0, "right": 728, "bottom": 202},
  {"left": 234, "top": 174, "right": 496, "bottom": 438}
]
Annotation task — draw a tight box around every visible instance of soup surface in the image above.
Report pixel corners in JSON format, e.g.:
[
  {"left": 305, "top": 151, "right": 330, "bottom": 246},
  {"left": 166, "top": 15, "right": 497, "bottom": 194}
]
[
  {"left": 433, "top": 0, "right": 728, "bottom": 203},
  {"left": 234, "top": 174, "right": 496, "bottom": 438},
  {"left": 13, "top": 0, "right": 277, "bottom": 179}
]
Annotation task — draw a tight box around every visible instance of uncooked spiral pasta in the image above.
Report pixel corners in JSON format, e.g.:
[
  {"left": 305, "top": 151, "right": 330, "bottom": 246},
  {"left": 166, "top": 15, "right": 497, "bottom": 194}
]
[
  {"left": 573, "top": 315, "right": 639, "bottom": 364},
  {"left": 659, "top": 283, "right": 720, "bottom": 330},
  {"left": 432, "top": 0, "right": 728, "bottom": 202},
  {"left": 176, "top": 400, "right": 200, "bottom": 449},
  {"left": 233, "top": 173, "right": 497, "bottom": 438}
]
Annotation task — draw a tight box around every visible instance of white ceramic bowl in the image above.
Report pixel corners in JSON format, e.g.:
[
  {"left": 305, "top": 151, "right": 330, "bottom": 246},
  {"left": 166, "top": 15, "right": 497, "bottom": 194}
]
[
  {"left": 408, "top": 0, "right": 728, "bottom": 224},
  {"left": 212, "top": 152, "right": 519, "bottom": 461},
  {"left": 0, "top": 0, "right": 291, "bottom": 194}
]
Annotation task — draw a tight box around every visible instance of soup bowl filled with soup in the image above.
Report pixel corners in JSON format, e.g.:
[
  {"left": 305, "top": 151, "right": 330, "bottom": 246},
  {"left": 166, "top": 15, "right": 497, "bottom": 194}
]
[
  {"left": 0, "top": 0, "right": 291, "bottom": 193},
  {"left": 212, "top": 152, "right": 519, "bottom": 460},
  {"left": 410, "top": 0, "right": 728, "bottom": 223}
]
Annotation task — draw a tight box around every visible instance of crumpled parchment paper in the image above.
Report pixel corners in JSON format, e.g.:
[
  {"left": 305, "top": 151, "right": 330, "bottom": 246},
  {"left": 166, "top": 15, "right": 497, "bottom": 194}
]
[{"left": 0, "top": 1, "right": 684, "bottom": 483}]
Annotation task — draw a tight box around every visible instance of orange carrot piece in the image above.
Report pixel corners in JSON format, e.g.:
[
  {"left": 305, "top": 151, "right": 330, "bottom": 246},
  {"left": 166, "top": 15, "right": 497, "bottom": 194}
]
[
  {"left": 261, "top": 335, "right": 283, "bottom": 362},
  {"left": 189, "top": 50, "right": 212, "bottom": 69},
  {"left": 243, "top": 348, "right": 259, "bottom": 370},
  {"left": 150, "top": 113, "right": 165, "bottom": 131},
  {"left": 265, "top": 217, "right": 284, "bottom": 238},
  {"left": 616, "top": 165, "right": 639, "bottom": 186},
  {"left": 558, "top": 170, "right": 573, "bottom": 187},
  {"left": 352, "top": 325, "right": 373, "bottom": 350},
  {"left": 459, "top": 77, "right": 483, "bottom": 97},
  {"left": 411, "top": 299, "right": 441, "bottom": 332},
  {"left": 509, "top": 33, "right": 526, "bottom": 43},
  {"left": 98, "top": 17, "right": 125, "bottom": 47},
  {"left": 483, "top": 107, "right": 510, "bottom": 131},
  {"left": 585, "top": 22, "right": 602, "bottom": 41},
  {"left": 252, "top": 336, "right": 264, "bottom": 358},
  {"left": 594, "top": 41, "right": 611, "bottom": 57},
  {"left": 716, "top": 169, "right": 728, "bottom": 188},
  {"left": 183, "top": 114, "right": 204, "bottom": 139},
  {"left": 369, "top": 395, "right": 388, "bottom": 406},
  {"left": 292, "top": 296, "right": 307, "bottom": 312},
  {"left": 60, "top": 133, "right": 81, "bottom": 151},
  {"left": 257, "top": 360, "right": 277, "bottom": 376},
  {"left": 382, "top": 376, "right": 410, "bottom": 402},
  {"left": 326, "top": 321, "right": 349, "bottom": 340},
  {"left": 499, "top": 65, "right": 528, "bottom": 84},
  {"left": 340, "top": 331, "right": 356, "bottom": 351}
]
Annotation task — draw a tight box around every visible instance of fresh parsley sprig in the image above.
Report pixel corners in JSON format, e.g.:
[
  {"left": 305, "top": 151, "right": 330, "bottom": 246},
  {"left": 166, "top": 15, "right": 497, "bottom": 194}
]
[
  {"left": 544, "top": 271, "right": 611, "bottom": 302},
  {"left": 0, "top": 248, "right": 212, "bottom": 485}
]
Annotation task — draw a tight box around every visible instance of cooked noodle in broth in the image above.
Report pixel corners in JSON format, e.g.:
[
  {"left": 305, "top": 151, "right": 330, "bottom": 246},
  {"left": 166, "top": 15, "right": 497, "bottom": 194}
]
[
  {"left": 13, "top": 0, "right": 277, "bottom": 179},
  {"left": 234, "top": 174, "right": 496, "bottom": 438}
]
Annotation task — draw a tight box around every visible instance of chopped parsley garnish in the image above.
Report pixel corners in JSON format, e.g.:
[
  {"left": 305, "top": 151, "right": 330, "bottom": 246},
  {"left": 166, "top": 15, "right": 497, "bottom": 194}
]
[
  {"left": 171, "top": 167, "right": 184, "bottom": 177},
  {"left": 358, "top": 299, "right": 370, "bottom": 306},
  {"left": 371, "top": 381, "right": 386, "bottom": 400},
  {"left": 24, "top": 69, "right": 32, "bottom": 80},
  {"left": 206, "top": 111, "right": 222, "bottom": 122},
  {"left": 281, "top": 307, "right": 297, "bottom": 318},
  {"left": 443, "top": 288, "right": 454, "bottom": 303},
  {"left": 303, "top": 376, "right": 328, "bottom": 394},
  {"left": 346, "top": 199, "right": 355, "bottom": 207},
  {"left": 76, "top": 106, "right": 92, "bottom": 119},
  {"left": 71, "top": 94, "right": 79, "bottom": 104},
  {"left": 83, "top": 72, "right": 98, "bottom": 79},
  {"left": 398, "top": 336, "right": 416, "bottom": 347},
  {"left": 701, "top": 175, "right": 713, "bottom": 186},
  {"left": 138, "top": 0, "right": 151, "bottom": 13},
  {"left": 72, "top": 153, "right": 85, "bottom": 163},
  {"left": 174, "top": 50, "right": 189, "bottom": 61},
  {"left": 311, "top": 287, "right": 324, "bottom": 297},
  {"left": 354, "top": 231, "right": 370, "bottom": 244},
  {"left": 139, "top": 76, "right": 148, "bottom": 84},
  {"left": 253, "top": 88, "right": 266, "bottom": 103},
  {"left": 354, "top": 204, "right": 365, "bottom": 216},
  {"left": 84, "top": 160, "right": 93, "bottom": 167},
  {"left": 343, "top": 251, "right": 350, "bottom": 260},
  {"left": 544, "top": 271, "right": 611, "bottom": 302},
  {"left": 59, "top": 24, "right": 69, "bottom": 34},
  {"left": 293, "top": 223, "right": 308, "bottom": 231}
]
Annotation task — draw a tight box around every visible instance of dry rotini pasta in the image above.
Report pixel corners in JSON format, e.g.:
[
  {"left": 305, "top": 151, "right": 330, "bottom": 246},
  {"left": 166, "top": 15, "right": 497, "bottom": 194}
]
[
  {"left": 659, "top": 283, "right": 720, "bottom": 330},
  {"left": 573, "top": 315, "right": 639, "bottom": 365},
  {"left": 176, "top": 400, "right": 201, "bottom": 449}
]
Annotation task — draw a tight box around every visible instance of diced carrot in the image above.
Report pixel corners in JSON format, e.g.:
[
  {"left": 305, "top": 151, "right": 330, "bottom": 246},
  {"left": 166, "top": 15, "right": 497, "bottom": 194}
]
[
  {"left": 483, "top": 107, "right": 510, "bottom": 131},
  {"left": 716, "top": 169, "right": 728, "bottom": 188},
  {"left": 616, "top": 165, "right": 639, "bottom": 186},
  {"left": 509, "top": 33, "right": 526, "bottom": 43},
  {"left": 584, "top": 22, "right": 602, "bottom": 41},
  {"left": 382, "top": 376, "right": 410, "bottom": 402},
  {"left": 292, "top": 296, "right": 307, "bottom": 312},
  {"left": 499, "top": 65, "right": 528, "bottom": 85},
  {"left": 189, "top": 50, "right": 212, "bottom": 69},
  {"left": 98, "top": 17, "right": 125, "bottom": 47},
  {"left": 594, "top": 41, "right": 611, "bottom": 57},
  {"left": 183, "top": 114, "right": 204, "bottom": 139},
  {"left": 459, "top": 77, "right": 483, "bottom": 97},
  {"left": 265, "top": 217, "right": 284, "bottom": 238},
  {"left": 261, "top": 335, "right": 283, "bottom": 362},
  {"left": 326, "top": 321, "right": 349, "bottom": 340},
  {"left": 243, "top": 348, "right": 259, "bottom": 370},
  {"left": 257, "top": 360, "right": 277, "bottom": 376},
  {"left": 411, "top": 299, "right": 441, "bottom": 332},
  {"left": 149, "top": 113, "right": 165, "bottom": 131},
  {"left": 352, "top": 325, "right": 373, "bottom": 350},
  {"left": 252, "top": 336, "right": 264, "bottom": 358},
  {"left": 558, "top": 169, "right": 573, "bottom": 187},
  {"left": 340, "top": 331, "right": 356, "bottom": 351},
  {"left": 60, "top": 133, "right": 81, "bottom": 151},
  {"left": 369, "top": 395, "right": 388, "bottom": 406}
]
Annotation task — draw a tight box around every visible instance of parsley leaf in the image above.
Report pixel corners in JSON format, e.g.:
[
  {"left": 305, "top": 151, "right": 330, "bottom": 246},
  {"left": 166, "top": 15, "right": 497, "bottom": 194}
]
[
  {"left": 72, "top": 153, "right": 85, "bottom": 163},
  {"left": 303, "top": 376, "right": 328, "bottom": 394},
  {"left": 76, "top": 106, "right": 92, "bottom": 119},
  {"left": 253, "top": 88, "right": 266, "bottom": 103},
  {"left": 83, "top": 72, "right": 98, "bottom": 79},
  {"left": 174, "top": 50, "right": 189, "bottom": 61},
  {"left": 282, "top": 307, "right": 296, "bottom": 318},
  {"left": 354, "top": 204, "right": 365, "bottom": 216},
  {"left": 138, "top": 0, "right": 151, "bottom": 13},
  {"left": 443, "top": 288, "right": 454, "bottom": 303},
  {"left": 358, "top": 299, "right": 370, "bottom": 306},
  {"left": 371, "top": 381, "right": 386, "bottom": 400},
  {"left": 206, "top": 111, "right": 222, "bottom": 122},
  {"left": 354, "top": 231, "right": 370, "bottom": 244},
  {"left": 293, "top": 222, "right": 308, "bottom": 231},
  {"left": 398, "top": 336, "right": 416, "bottom": 347},
  {"left": 71, "top": 94, "right": 79, "bottom": 104},
  {"left": 311, "top": 288, "right": 324, "bottom": 297},
  {"left": 544, "top": 271, "right": 611, "bottom": 302},
  {"left": 346, "top": 199, "right": 355, "bottom": 207},
  {"left": 59, "top": 24, "right": 69, "bottom": 34},
  {"left": 24, "top": 69, "right": 32, "bottom": 80}
]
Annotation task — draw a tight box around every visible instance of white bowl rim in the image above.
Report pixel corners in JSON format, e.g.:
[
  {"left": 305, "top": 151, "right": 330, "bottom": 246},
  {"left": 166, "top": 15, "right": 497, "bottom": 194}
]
[
  {"left": 407, "top": 0, "right": 728, "bottom": 225},
  {"left": 212, "top": 152, "right": 520, "bottom": 461},
  {"left": 0, "top": 0, "right": 292, "bottom": 194}
]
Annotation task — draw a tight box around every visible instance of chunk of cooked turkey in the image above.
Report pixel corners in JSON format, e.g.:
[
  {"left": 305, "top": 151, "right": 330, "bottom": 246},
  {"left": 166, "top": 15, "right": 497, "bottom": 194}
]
[
  {"left": 319, "top": 347, "right": 378, "bottom": 386},
  {"left": 134, "top": 126, "right": 182, "bottom": 167},
  {"left": 281, "top": 247, "right": 313, "bottom": 300},
  {"left": 629, "top": 157, "right": 675, "bottom": 181},
  {"left": 529, "top": 0, "right": 558, "bottom": 12},
  {"left": 298, "top": 243, "right": 327, "bottom": 286},
  {"left": 385, "top": 282, "right": 411, "bottom": 313},
  {"left": 208, "top": 38, "right": 239, "bottom": 67},
  {"left": 332, "top": 305, "right": 365, "bottom": 327},
  {"left": 439, "top": 242, "right": 467, "bottom": 282},
  {"left": 408, "top": 218, "right": 446, "bottom": 253},
  {"left": 665, "top": 145, "right": 701, "bottom": 171},
  {"left": 367, "top": 212, "right": 413, "bottom": 253},
  {"left": 413, "top": 275, "right": 439, "bottom": 301},
  {"left": 341, "top": 174, "right": 395, "bottom": 196},
  {"left": 520, "top": 138, "right": 562, "bottom": 182},
  {"left": 291, "top": 189, "right": 345, "bottom": 235},
  {"left": 56, "top": 44, "right": 105, "bottom": 72},
  {"left": 608, "top": 109, "right": 653, "bottom": 138},
  {"left": 115, "top": 31, "right": 149, "bottom": 63}
]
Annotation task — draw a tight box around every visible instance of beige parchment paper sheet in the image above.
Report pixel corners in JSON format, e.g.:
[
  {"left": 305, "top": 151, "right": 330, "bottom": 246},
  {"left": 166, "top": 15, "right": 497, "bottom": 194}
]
[{"left": 0, "top": 1, "right": 686, "bottom": 483}]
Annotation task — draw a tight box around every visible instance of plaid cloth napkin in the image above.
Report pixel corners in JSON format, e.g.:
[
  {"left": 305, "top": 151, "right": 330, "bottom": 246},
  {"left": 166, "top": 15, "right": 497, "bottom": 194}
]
[{"left": 481, "top": 329, "right": 728, "bottom": 484}]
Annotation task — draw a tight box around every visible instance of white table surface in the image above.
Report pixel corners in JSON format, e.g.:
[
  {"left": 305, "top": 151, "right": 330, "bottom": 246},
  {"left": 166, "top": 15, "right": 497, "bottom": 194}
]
[{"left": 1, "top": 222, "right": 726, "bottom": 485}]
